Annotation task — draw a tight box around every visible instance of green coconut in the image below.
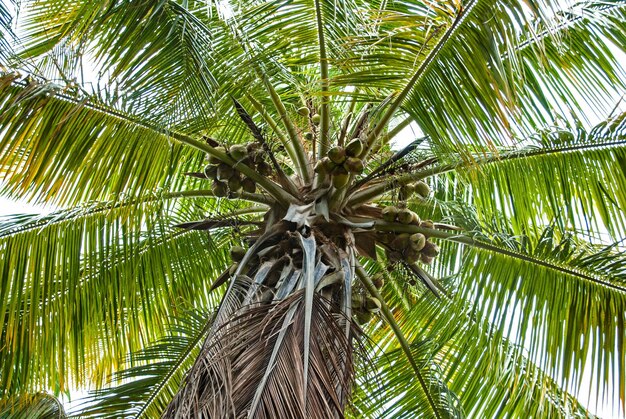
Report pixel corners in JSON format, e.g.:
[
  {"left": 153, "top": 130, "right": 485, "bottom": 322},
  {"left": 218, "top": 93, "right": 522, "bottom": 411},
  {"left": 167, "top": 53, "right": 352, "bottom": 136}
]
[
  {"left": 257, "top": 161, "right": 272, "bottom": 176},
  {"left": 229, "top": 144, "right": 247, "bottom": 161},
  {"left": 217, "top": 163, "right": 234, "bottom": 180},
  {"left": 332, "top": 171, "right": 350, "bottom": 189},
  {"left": 204, "top": 164, "right": 218, "bottom": 180},
  {"left": 414, "top": 181, "right": 431, "bottom": 198},
  {"left": 344, "top": 157, "right": 364, "bottom": 174},
  {"left": 230, "top": 246, "right": 247, "bottom": 262},
  {"left": 410, "top": 233, "right": 426, "bottom": 251},
  {"left": 397, "top": 208, "right": 414, "bottom": 225},
  {"left": 328, "top": 146, "right": 346, "bottom": 165},
  {"left": 311, "top": 113, "right": 321, "bottom": 124},
  {"left": 297, "top": 106, "right": 309, "bottom": 116},
  {"left": 228, "top": 175, "right": 242, "bottom": 192},
  {"left": 421, "top": 241, "right": 440, "bottom": 258},
  {"left": 212, "top": 180, "right": 228, "bottom": 197},
  {"left": 345, "top": 138, "right": 364, "bottom": 157},
  {"left": 381, "top": 206, "right": 398, "bottom": 222},
  {"left": 419, "top": 254, "right": 434, "bottom": 265},
  {"left": 391, "top": 233, "right": 410, "bottom": 250},
  {"left": 365, "top": 297, "right": 382, "bottom": 313},
  {"left": 399, "top": 184, "right": 414, "bottom": 201}
]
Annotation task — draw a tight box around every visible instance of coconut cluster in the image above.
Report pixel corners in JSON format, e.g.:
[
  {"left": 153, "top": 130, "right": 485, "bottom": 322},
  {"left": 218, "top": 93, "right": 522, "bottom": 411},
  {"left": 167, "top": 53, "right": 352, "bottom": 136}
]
[
  {"left": 399, "top": 180, "right": 430, "bottom": 201},
  {"left": 378, "top": 205, "right": 440, "bottom": 265},
  {"left": 204, "top": 143, "right": 271, "bottom": 196},
  {"left": 352, "top": 273, "right": 384, "bottom": 324},
  {"left": 314, "top": 138, "right": 365, "bottom": 188}
]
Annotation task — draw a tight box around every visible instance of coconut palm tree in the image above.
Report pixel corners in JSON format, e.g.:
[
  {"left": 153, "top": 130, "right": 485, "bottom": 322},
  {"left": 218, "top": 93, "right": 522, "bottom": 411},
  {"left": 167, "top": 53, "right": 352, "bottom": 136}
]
[{"left": 1, "top": 0, "right": 625, "bottom": 417}]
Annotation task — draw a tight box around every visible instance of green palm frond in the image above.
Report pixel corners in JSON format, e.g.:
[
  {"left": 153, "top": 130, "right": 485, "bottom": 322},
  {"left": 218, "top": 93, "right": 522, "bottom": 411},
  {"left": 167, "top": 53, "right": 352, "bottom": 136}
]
[
  {"left": 439, "top": 113, "right": 626, "bottom": 241},
  {"left": 429, "top": 225, "right": 626, "bottom": 410},
  {"left": 0, "top": 196, "right": 242, "bottom": 396},
  {"left": 0, "top": 76, "right": 204, "bottom": 206},
  {"left": 0, "top": 392, "right": 66, "bottom": 418},
  {"left": 352, "top": 339, "right": 463, "bottom": 418},
  {"left": 74, "top": 309, "right": 213, "bottom": 418},
  {"left": 408, "top": 0, "right": 626, "bottom": 155},
  {"left": 0, "top": 1, "right": 15, "bottom": 66}
]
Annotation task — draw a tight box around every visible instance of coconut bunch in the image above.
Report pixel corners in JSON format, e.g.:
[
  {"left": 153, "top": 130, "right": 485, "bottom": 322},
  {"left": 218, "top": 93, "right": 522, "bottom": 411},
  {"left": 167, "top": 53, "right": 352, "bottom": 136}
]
[
  {"left": 351, "top": 273, "right": 384, "bottom": 325},
  {"left": 398, "top": 180, "right": 431, "bottom": 201},
  {"left": 202, "top": 142, "right": 272, "bottom": 196},
  {"left": 377, "top": 204, "right": 440, "bottom": 266},
  {"left": 314, "top": 138, "right": 365, "bottom": 188}
]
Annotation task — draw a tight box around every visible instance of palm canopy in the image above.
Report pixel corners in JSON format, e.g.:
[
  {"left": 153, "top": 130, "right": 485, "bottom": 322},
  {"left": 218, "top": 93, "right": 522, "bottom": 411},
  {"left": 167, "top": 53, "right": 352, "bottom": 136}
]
[{"left": 0, "top": 0, "right": 625, "bottom": 416}]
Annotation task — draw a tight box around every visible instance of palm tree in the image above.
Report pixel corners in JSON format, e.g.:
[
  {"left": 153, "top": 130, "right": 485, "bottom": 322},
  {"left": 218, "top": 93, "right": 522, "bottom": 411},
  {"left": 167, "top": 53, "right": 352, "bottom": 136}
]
[{"left": 1, "top": 0, "right": 625, "bottom": 416}]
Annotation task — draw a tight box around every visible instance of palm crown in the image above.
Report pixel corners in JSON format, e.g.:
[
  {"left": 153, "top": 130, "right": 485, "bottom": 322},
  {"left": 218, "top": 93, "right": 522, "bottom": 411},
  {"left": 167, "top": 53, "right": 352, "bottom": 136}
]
[{"left": 1, "top": 0, "right": 625, "bottom": 417}]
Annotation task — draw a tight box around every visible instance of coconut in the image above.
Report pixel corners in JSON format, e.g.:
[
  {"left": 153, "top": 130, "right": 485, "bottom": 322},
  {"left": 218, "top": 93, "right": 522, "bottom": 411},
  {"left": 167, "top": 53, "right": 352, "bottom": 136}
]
[
  {"left": 345, "top": 138, "right": 364, "bottom": 157},
  {"left": 365, "top": 297, "right": 382, "bottom": 313},
  {"left": 344, "top": 157, "right": 364, "bottom": 173},
  {"left": 303, "top": 131, "right": 314, "bottom": 141},
  {"left": 297, "top": 106, "right": 309, "bottom": 116},
  {"left": 391, "top": 233, "right": 410, "bottom": 250},
  {"left": 204, "top": 164, "right": 218, "bottom": 179},
  {"left": 217, "top": 163, "right": 234, "bottom": 180},
  {"left": 228, "top": 175, "right": 242, "bottom": 192},
  {"left": 381, "top": 206, "right": 398, "bottom": 222},
  {"left": 419, "top": 254, "right": 434, "bottom": 265},
  {"left": 405, "top": 248, "right": 420, "bottom": 264},
  {"left": 311, "top": 113, "right": 321, "bottom": 124},
  {"left": 241, "top": 178, "right": 256, "bottom": 193},
  {"left": 414, "top": 181, "right": 431, "bottom": 198},
  {"left": 355, "top": 311, "right": 373, "bottom": 325},
  {"left": 229, "top": 144, "right": 247, "bottom": 161},
  {"left": 212, "top": 180, "right": 228, "bottom": 197},
  {"left": 397, "top": 208, "right": 414, "bottom": 225},
  {"left": 328, "top": 146, "right": 346, "bottom": 165},
  {"left": 332, "top": 171, "right": 350, "bottom": 189},
  {"left": 421, "top": 241, "right": 440, "bottom": 257},
  {"left": 399, "top": 184, "right": 414, "bottom": 201},
  {"left": 411, "top": 212, "right": 421, "bottom": 224},
  {"left": 410, "top": 233, "right": 426, "bottom": 251},
  {"left": 257, "top": 161, "right": 272, "bottom": 176},
  {"left": 373, "top": 275, "right": 385, "bottom": 289},
  {"left": 230, "top": 246, "right": 247, "bottom": 262}
]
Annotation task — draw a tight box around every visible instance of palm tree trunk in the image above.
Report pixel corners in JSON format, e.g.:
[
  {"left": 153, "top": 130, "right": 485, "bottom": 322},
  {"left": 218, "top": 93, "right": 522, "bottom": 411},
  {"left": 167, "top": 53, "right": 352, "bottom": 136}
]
[{"left": 165, "top": 206, "right": 357, "bottom": 418}]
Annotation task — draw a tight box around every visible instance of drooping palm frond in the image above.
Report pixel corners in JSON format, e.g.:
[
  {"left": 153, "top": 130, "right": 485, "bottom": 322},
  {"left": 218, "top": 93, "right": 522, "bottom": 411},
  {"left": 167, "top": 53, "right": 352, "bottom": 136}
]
[
  {"left": 425, "top": 222, "right": 626, "bottom": 413},
  {"left": 0, "top": 194, "right": 247, "bottom": 396},
  {"left": 0, "top": 76, "right": 202, "bottom": 206},
  {"left": 0, "top": 392, "right": 66, "bottom": 418},
  {"left": 73, "top": 309, "right": 215, "bottom": 418},
  {"left": 0, "top": 1, "right": 16, "bottom": 67},
  {"left": 398, "top": 1, "right": 626, "bottom": 155},
  {"left": 437, "top": 113, "right": 626, "bottom": 241}
]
